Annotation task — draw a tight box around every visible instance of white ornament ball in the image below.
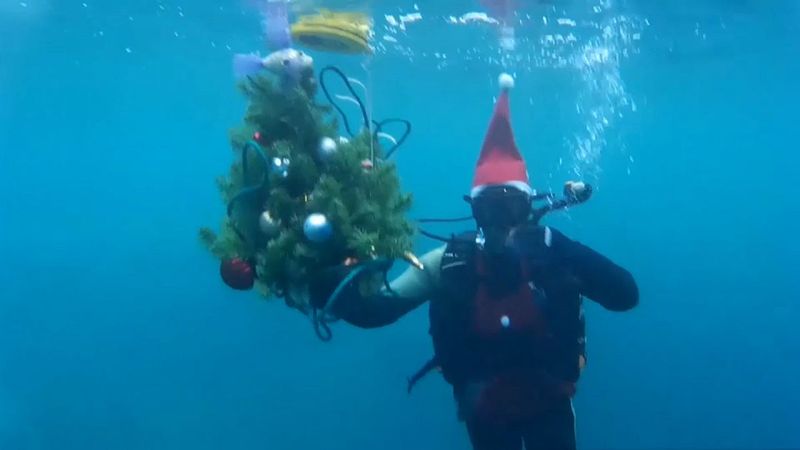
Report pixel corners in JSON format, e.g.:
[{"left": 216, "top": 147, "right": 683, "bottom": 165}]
[
  {"left": 259, "top": 211, "right": 279, "bottom": 236},
  {"left": 271, "top": 157, "right": 290, "bottom": 177},
  {"left": 499, "top": 73, "right": 515, "bottom": 90},
  {"left": 304, "top": 213, "right": 333, "bottom": 243},
  {"left": 337, "top": 136, "right": 350, "bottom": 145},
  {"left": 319, "top": 137, "right": 338, "bottom": 160}
]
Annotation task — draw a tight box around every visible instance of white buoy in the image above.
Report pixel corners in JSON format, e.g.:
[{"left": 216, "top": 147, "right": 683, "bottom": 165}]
[{"left": 500, "top": 315, "right": 511, "bottom": 328}]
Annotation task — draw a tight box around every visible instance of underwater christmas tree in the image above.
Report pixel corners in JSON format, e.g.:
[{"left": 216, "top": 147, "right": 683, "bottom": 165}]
[{"left": 199, "top": 64, "right": 415, "bottom": 315}]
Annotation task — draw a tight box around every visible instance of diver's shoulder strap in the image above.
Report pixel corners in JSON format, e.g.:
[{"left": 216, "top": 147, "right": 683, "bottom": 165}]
[{"left": 515, "top": 222, "right": 554, "bottom": 247}]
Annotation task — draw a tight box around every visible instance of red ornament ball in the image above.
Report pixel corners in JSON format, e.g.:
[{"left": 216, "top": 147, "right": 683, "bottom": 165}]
[
  {"left": 253, "top": 131, "right": 262, "bottom": 141},
  {"left": 220, "top": 258, "right": 255, "bottom": 290},
  {"left": 361, "top": 159, "right": 374, "bottom": 170}
]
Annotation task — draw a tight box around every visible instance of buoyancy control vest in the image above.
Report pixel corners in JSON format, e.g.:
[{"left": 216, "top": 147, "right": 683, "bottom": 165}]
[{"left": 409, "top": 227, "right": 587, "bottom": 393}]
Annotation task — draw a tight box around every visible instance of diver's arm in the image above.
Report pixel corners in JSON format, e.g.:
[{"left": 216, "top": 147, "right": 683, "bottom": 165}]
[
  {"left": 331, "top": 246, "right": 445, "bottom": 329},
  {"left": 549, "top": 227, "right": 639, "bottom": 311}
]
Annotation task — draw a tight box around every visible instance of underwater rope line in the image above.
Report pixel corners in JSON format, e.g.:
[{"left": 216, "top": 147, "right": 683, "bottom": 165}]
[
  {"left": 319, "top": 66, "right": 411, "bottom": 160},
  {"left": 310, "top": 258, "right": 394, "bottom": 342},
  {"left": 374, "top": 118, "right": 411, "bottom": 159},
  {"left": 365, "top": 62, "right": 375, "bottom": 163},
  {"left": 319, "top": 66, "right": 370, "bottom": 138},
  {"left": 311, "top": 308, "right": 333, "bottom": 342},
  {"left": 348, "top": 76, "right": 369, "bottom": 97},
  {"left": 377, "top": 132, "right": 396, "bottom": 145},
  {"left": 226, "top": 140, "right": 272, "bottom": 240},
  {"left": 334, "top": 94, "right": 362, "bottom": 108}
]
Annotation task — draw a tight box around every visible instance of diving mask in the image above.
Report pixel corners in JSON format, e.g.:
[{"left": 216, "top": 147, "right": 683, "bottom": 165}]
[{"left": 470, "top": 185, "right": 532, "bottom": 229}]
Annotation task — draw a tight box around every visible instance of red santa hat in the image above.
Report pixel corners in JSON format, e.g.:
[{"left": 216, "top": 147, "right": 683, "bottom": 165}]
[{"left": 471, "top": 73, "right": 532, "bottom": 198}]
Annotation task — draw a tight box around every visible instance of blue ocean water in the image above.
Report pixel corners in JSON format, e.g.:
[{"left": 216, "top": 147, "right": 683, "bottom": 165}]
[{"left": 1, "top": 1, "right": 798, "bottom": 449}]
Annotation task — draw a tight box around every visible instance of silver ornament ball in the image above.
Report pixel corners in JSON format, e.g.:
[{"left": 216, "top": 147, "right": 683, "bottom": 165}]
[
  {"left": 259, "top": 211, "right": 279, "bottom": 236},
  {"left": 318, "top": 137, "right": 338, "bottom": 160}
]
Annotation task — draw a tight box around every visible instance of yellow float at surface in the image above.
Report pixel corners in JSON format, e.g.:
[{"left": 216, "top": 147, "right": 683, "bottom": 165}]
[{"left": 291, "top": 9, "right": 373, "bottom": 55}]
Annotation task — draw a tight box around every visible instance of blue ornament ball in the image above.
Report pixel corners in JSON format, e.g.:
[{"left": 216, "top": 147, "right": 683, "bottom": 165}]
[{"left": 304, "top": 213, "right": 332, "bottom": 243}]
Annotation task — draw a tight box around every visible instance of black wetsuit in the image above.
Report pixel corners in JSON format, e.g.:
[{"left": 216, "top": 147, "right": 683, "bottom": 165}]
[{"left": 328, "top": 225, "right": 639, "bottom": 450}]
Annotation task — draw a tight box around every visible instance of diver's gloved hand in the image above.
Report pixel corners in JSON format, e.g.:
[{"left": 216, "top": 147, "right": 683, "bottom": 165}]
[
  {"left": 512, "top": 224, "right": 583, "bottom": 291},
  {"left": 511, "top": 224, "right": 556, "bottom": 265},
  {"left": 307, "top": 259, "right": 393, "bottom": 312},
  {"left": 564, "top": 181, "right": 592, "bottom": 203}
]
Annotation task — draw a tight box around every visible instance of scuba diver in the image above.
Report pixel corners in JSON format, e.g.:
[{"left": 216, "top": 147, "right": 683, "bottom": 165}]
[{"left": 309, "top": 74, "right": 639, "bottom": 450}]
